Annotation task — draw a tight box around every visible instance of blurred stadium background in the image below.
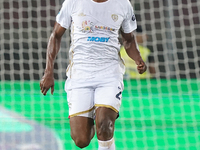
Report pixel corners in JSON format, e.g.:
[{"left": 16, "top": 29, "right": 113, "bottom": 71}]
[{"left": 0, "top": 0, "right": 200, "bottom": 149}]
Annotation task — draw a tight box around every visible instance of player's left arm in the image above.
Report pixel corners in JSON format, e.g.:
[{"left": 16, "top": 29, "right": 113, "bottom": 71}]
[{"left": 121, "top": 31, "right": 147, "bottom": 74}]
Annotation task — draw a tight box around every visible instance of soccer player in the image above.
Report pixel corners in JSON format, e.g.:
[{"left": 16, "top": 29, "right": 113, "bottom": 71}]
[{"left": 40, "top": 0, "right": 147, "bottom": 149}]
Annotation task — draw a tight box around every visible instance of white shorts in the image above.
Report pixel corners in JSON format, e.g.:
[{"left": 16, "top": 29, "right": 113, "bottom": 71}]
[{"left": 65, "top": 76, "right": 124, "bottom": 119}]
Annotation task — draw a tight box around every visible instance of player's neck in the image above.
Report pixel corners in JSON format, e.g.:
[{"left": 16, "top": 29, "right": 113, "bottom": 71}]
[{"left": 92, "top": 0, "right": 108, "bottom": 3}]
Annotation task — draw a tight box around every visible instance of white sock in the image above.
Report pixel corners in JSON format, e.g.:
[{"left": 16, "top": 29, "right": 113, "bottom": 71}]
[{"left": 98, "top": 138, "right": 115, "bottom": 150}]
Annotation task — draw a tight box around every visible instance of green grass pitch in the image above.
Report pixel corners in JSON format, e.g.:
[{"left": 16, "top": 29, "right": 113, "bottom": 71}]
[{"left": 0, "top": 79, "right": 200, "bottom": 149}]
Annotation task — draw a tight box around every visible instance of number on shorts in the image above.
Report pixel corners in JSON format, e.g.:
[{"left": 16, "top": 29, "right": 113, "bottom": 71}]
[{"left": 116, "top": 91, "right": 122, "bottom": 100}]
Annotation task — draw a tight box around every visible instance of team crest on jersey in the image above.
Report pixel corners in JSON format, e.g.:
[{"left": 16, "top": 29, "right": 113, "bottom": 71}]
[{"left": 111, "top": 14, "right": 118, "bottom": 22}]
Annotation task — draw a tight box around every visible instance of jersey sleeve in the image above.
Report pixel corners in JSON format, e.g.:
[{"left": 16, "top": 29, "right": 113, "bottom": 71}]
[
  {"left": 56, "top": 0, "right": 73, "bottom": 29},
  {"left": 121, "top": 1, "right": 137, "bottom": 33}
]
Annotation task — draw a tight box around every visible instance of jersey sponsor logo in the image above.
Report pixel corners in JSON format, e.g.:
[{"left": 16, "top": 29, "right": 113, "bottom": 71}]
[
  {"left": 95, "top": 25, "right": 115, "bottom": 32},
  {"left": 80, "top": 20, "right": 116, "bottom": 33},
  {"left": 87, "top": 37, "right": 110, "bottom": 42},
  {"left": 111, "top": 14, "right": 118, "bottom": 22},
  {"left": 132, "top": 14, "right": 136, "bottom": 21},
  {"left": 82, "top": 20, "right": 94, "bottom": 32}
]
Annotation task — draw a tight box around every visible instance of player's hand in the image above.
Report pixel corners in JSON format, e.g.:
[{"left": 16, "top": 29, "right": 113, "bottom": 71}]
[
  {"left": 40, "top": 73, "right": 54, "bottom": 95},
  {"left": 136, "top": 59, "right": 147, "bottom": 74}
]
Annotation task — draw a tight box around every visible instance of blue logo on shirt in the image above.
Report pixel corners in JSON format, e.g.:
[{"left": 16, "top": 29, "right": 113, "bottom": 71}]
[{"left": 87, "top": 37, "right": 110, "bottom": 42}]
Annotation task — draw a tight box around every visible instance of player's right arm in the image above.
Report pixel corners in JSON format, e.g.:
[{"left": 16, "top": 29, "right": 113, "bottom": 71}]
[{"left": 40, "top": 22, "right": 66, "bottom": 95}]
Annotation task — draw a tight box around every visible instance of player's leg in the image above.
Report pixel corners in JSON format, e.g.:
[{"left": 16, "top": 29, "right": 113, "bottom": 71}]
[
  {"left": 70, "top": 116, "right": 95, "bottom": 148},
  {"left": 95, "top": 107, "right": 118, "bottom": 150},
  {"left": 65, "top": 78, "right": 96, "bottom": 148},
  {"left": 94, "top": 77, "right": 124, "bottom": 150}
]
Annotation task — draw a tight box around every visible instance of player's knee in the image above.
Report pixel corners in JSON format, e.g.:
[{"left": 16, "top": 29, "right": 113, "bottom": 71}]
[
  {"left": 75, "top": 138, "right": 90, "bottom": 148},
  {"left": 71, "top": 133, "right": 90, "bottom": 148},
  {"left": 96, "top": 119, "right": 114, "bottom": 139}
]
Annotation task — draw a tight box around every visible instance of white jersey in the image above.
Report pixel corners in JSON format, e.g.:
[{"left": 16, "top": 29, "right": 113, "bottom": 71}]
[{"left": 56, "top": 0, "right": 137, "bottom": 79}]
